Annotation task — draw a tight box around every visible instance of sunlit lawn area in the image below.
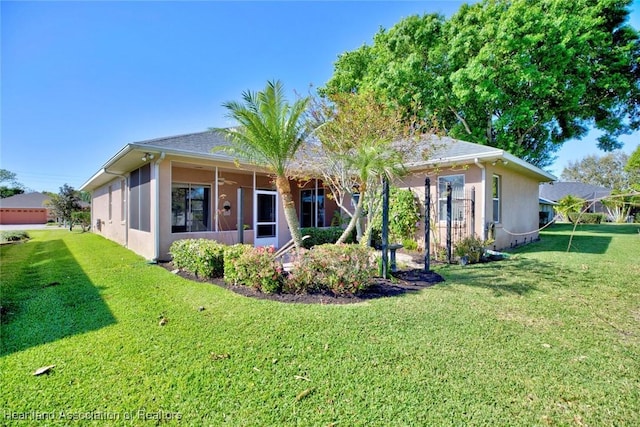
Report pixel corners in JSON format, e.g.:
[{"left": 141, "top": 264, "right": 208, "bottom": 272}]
[{"left": 1, "top": 224, "right": 639, "bottom": 425}]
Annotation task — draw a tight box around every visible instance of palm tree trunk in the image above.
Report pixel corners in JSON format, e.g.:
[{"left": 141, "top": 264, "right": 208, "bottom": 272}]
[
  {"left": 336, "top": 189, "right": 366, "bottom": 244},
  {"left": 275, "top": 175, "right": 303, "bottom": 249}
]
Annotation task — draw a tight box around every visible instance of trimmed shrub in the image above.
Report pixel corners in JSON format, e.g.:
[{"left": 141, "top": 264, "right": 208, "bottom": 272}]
[
  {"left": 224, "top": 245, "right": 283, "bottom": 294},
  {"left": 72, "top": 211, "right": 91, "bottom": 232},
  {"left": 286, "top": 244, "right": 376, "bottom": 296},
  {"left": 567, "top": 212, "right": 605, "bottom": 224},
  {"left": 0, "top": 230, "right": 30, "bottom": 243},
  {"left": 300, "top": 227, "right": 355, "bottom": 248},
  {"left": 169, "top": 239, "right": 225, "bottom": 278}
]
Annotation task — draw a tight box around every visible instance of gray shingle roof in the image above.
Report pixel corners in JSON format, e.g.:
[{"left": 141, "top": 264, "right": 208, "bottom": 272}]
[
  {"left": 135, "top": 131, "right": 235, "bottom": 161},
  {"left": 539, "top": 182, "right": 611, "bottom": 202},
  {"left": 420, "top": 135, "right": 502, "bottom": 162},
  {"left": 0, "top": 192, "right": 50, "bottom": 208}
]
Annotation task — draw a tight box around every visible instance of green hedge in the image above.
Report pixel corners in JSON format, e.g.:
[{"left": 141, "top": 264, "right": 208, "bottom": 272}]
[
  {"left": 300, "top": 227, "right": 355, "bottom": 248},
  {"left": 567, "top": 212, "right": 605, "bottom": 224},
  {"left": 285, "top": 244, "right": 376, "bottom": 295},
  {"left": 169, "top": 239, "right": 226, "bottom": 278}
]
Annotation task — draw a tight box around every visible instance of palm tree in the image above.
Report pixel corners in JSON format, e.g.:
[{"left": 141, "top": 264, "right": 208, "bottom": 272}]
[
  {"left": 336, "top": 139, "right": 406, "bottom": 245},
  {"left": 212, "top": 80, "right": 310, "bottom": 249}
]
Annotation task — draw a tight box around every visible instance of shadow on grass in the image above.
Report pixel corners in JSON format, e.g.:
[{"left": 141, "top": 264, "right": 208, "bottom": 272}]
[
  {"left": 1, "top": 238, "right": 116, "bottom": 357},
  {"left": 439, "top": 257, "right": 567, "bottom": 296}
]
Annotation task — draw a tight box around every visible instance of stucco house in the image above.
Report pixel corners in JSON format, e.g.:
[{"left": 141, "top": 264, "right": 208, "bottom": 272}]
[
  {"left": 0, "top": 192, "right": 52, "bottom": 224},
  {"left": 81, "top": 131, "right": 555, "bottom": 261}
]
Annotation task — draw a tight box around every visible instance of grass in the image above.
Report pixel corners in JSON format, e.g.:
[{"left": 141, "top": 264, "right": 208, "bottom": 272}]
[{"left": 1, "top": 224, "right": 639, "bottom": 425}]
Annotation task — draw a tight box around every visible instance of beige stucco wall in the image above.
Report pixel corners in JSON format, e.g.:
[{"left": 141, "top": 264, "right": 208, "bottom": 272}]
[
  {"left": 91, "top": 177, "right": 127, "bottom": 247},
  {"left": 490, "top": 163, "right": 541, "bottom": 249},
  {"left": 398, "top": 165, "right": 484, "bottom": 250},
  {"left": 396, "top": 161, "right": 542, "bottom": 251}
]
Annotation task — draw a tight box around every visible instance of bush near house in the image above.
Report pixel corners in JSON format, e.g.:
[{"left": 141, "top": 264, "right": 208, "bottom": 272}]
[
  {"left": 172, "top": 239, "right": 377, "bottom": 296},
  {"left": 567, "top": 212, "right": 605, "bottom": 224},
  {"left": 454, "top": 235, "right": 494, "bottom": 264},
  {"left": 71, "top": 211, "right": 91, "bottom": 232},
  {"left": 223, "top": 244, "right": 283, "bottom": 293},
  {"left": 300, "top": 226, "right": 355, "bottom": 248},
  {"left": 169, "top": 239, "right": 225, "bottom": 278},
  {"left": 285, "top": 244, "right": 376, "bottom": 295}
]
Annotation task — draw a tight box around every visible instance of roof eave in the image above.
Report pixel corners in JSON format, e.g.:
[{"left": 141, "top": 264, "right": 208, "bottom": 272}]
[{"left": 408, "top": 150, "right": 556, "bottom": 182}]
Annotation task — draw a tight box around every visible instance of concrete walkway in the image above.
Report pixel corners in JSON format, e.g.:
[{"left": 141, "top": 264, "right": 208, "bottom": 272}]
[{"left": 0, "top": 224, "right": 51, "bottom": 231}]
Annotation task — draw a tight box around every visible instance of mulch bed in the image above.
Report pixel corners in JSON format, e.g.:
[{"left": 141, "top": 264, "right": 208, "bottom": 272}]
[{"left": 158, "top": 262, "right": 444, "bottom": 305}]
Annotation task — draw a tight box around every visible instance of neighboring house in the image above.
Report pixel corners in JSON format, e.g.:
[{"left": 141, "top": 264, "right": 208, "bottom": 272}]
[
  {"left": 539, "top": 181, "right": 611, "bottom": 214},
  {"left": 539, "top": 197, "right": 557, "bottom": 225},
  {"left": 0, "top": 192, "right": 52, "bottom": 224},
  {"left": 81, "top": 131, "right": 556, "bottom": 261}
]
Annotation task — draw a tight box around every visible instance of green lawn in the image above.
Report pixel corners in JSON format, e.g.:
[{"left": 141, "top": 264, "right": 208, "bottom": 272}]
[{"left": 1, "top": 224, "right": 639, "bottom": 426}]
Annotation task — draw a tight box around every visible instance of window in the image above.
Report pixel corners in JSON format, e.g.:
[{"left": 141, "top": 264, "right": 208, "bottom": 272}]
[
  {"left": 300, "top": 188, "right": 325, "bottom": 228},
  {"left": 108, "top": 185, "right": 113, "bottom": 221},
  {"left": 130, "top": 163, "right": 151, "bottom": 232},
  {"left": 172, "top": 183, "right": 211, "bottom": 233},
  {"left": 492, "top": 175, "right": 501, "bottom": 223},
  {"left": 438, "top": 175, "right": 465, "bottom": 221},
  {"left": 120, "top": 179, "right": 126, "bottom": 222}
]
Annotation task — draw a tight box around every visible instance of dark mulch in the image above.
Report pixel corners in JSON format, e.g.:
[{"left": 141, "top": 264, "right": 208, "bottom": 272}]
[{"left": 158, "top": 262, "right": 444, "bottom": 305}]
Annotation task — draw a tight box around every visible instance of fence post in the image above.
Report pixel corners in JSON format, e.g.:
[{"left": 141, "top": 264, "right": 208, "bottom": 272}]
[
  {"left": 381, "top": 177, "right": 390, "bottom": 278},
  {"left": 424, "top": 177, "right": 431, "bottom": 272},
  {"left": 471, "top": 186, "right": 476, "bottom": 237},
  {"left": 237, "top": 187, "right": 244, "bottom": 244},
  {"left": 446, "top": 182, "right": 452, "bottom": 264}
]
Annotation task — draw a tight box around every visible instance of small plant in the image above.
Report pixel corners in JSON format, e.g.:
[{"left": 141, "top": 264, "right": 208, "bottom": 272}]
[
  {"left": 401, "top": 238, "right": 418, "bottom": 251},
  {"left": 224, "top": 245, "right": 283, "bottom": 294},
  {"left": 454, "top": 235, "right": 492, "bottom": 264},
  {"left": 72, "top": 211, "right": 91, "bottom": 232},
  {"left": 286, "top": 244, "right": 376, "bottom": 295},
  {"left": 556, "top": 194, "right": 586, "bottom": 221},
  {"left": 0, "top": 230, "right": 30, "bottom": 243},
  {"left": 170, "top": 239, "right": 225, "bottom": 278}
]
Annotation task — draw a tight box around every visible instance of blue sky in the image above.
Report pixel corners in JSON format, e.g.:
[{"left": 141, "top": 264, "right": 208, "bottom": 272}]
[{"left": 2, "top": 0, "right": 639, "bottom": 193}]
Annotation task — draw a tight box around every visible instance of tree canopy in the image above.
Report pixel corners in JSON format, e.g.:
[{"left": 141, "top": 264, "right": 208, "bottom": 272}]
[
  {"left": 0, "top": 169, "right": 25, "bottom": 198},
  {"left": 321, "top": 0, "right": 639, "bottom": 168},
  {"left": 47, "top": 184, "right": 81, "bottom": 230},
  {"left": 561, "top": 151, "right": 630, "bottom": 190},
  {"left": 305, "top": 91, "right": 429, "bottom": 245},
  {"left": 625, "top": 145, "right": 640, "bottom": 190}
]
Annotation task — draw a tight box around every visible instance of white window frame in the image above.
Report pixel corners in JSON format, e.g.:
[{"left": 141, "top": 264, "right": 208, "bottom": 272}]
[
  {"left": 492, "top": 174, "right": 501, "bottom": 223},
  {"left": 438, "top": 174, "right": 465, "bottom": 222}
]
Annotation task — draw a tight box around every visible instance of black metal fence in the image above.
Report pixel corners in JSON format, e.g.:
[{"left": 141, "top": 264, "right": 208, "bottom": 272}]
[{"left": 424, "top": 179, "right": 476, "bottom": 266}]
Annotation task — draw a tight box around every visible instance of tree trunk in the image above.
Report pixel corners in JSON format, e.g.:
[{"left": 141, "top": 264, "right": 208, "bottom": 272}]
[
  {"left": 275, "top": 175, "right": 303, "bottom": 249},
  {"left": 336, "top": 184, "right": 366, "bottom": 244}
]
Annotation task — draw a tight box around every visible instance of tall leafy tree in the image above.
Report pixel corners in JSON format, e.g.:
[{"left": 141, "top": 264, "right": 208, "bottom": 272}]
[
  {"left": 0, "top": 168, "right": 25, "bottom": 198},
  {"left": 212, "top": 80, "right": 311, "bottom": 249},
  {"left": 561, "top": 152, "right": 630, "bottom": 190},
  {"left": 625, "top": 145, "right": 640, "bottom": 190},
  {"left": 47, "top": 184, "right": 81, "bottom": 230},
  {"left": 322, "top": 0, "right": 639, "bottom": 167}
]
